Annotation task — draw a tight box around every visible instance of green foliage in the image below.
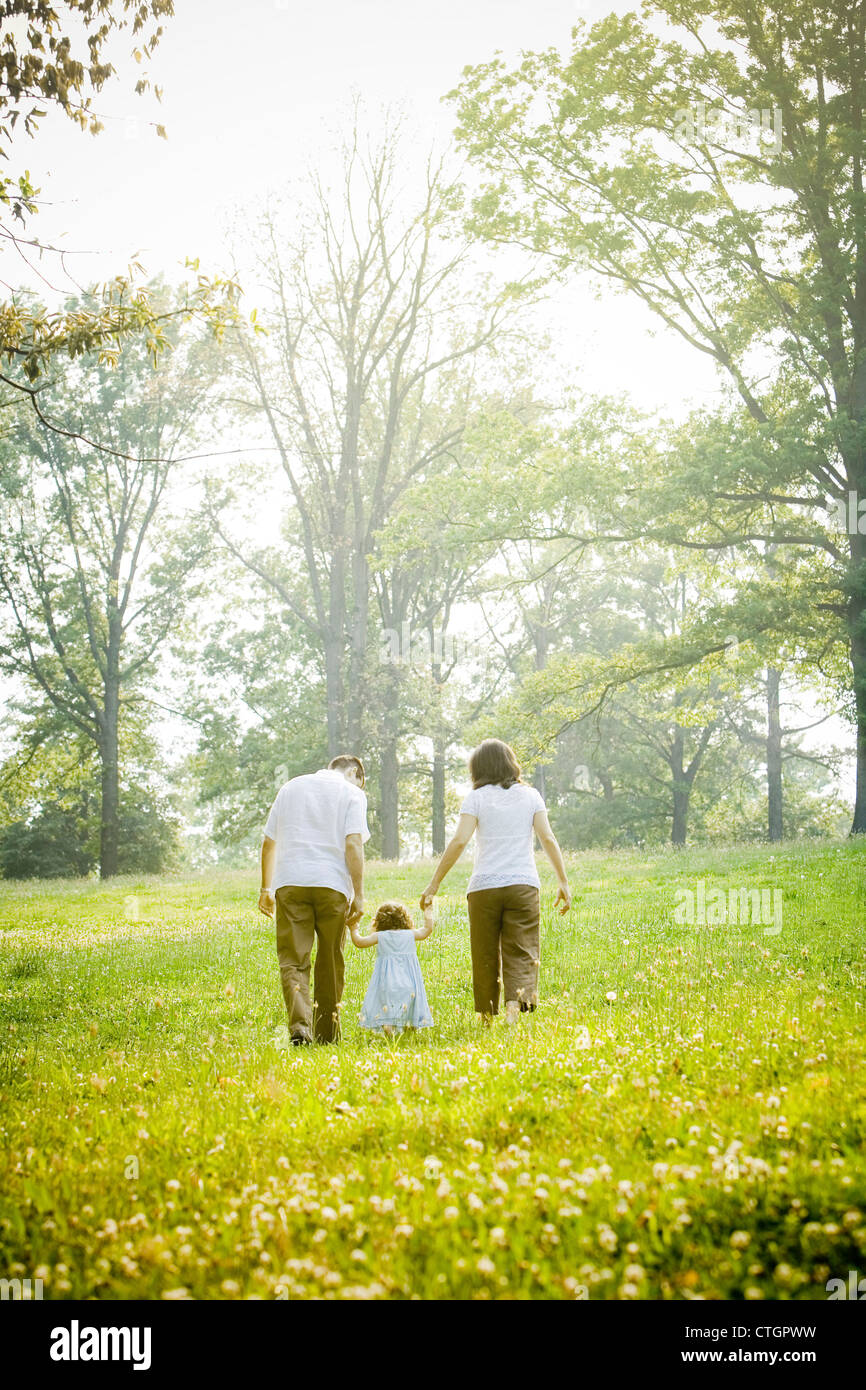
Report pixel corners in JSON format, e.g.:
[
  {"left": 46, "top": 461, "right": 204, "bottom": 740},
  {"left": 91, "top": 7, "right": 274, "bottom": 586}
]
[
  {"left": 450, "top": 1, "right": 866, "bottom": 829},
  {"left": 0, "top": 3, "right": 239, "bottom": 402},
  {"left": 0, "top": 784, "right": 179, "bottom": 880}
]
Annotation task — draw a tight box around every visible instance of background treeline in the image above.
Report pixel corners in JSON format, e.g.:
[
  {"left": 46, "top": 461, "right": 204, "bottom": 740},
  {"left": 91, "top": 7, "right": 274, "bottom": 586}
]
[{"left": 0, "top": 3, "right": 861, "bottom": 876}]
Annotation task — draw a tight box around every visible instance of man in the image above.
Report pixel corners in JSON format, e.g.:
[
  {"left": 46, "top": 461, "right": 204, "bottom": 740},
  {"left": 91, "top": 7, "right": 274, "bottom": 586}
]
[{"left": 259, "top": 755, "right": 369, "bottom": 1045}]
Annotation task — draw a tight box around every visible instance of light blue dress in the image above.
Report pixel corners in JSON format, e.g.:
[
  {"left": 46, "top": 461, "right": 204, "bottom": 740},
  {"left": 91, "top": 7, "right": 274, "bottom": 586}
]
[{"left": 359, "top": 931, "right": 433, "bottom": 1031}]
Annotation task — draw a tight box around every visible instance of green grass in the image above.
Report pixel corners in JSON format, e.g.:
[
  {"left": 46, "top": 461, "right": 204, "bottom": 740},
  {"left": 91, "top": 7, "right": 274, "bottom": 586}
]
[{"left": 1, "top": 839, "right": 865, "bottom": 1301}]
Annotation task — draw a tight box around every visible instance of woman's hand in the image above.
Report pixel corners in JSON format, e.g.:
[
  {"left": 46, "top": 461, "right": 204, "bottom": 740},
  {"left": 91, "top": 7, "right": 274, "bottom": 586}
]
[
  {"left": 555, "top": 885, "right": 572, "bottom": 914},
  {"left": 419, "top": 884, "right": 437, "bottom": 911}
]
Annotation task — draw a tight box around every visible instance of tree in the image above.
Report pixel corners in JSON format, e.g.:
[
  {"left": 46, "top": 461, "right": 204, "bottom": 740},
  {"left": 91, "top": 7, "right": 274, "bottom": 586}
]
[
  {"left": 452, "top": 1, "right": 866, "bottom": 831},
  {"left": 0, "top": 1, "right": 238, "bottom": 443},
  {"left": 212, "top": 109, "right": 525, "bottom": 853},
  {"left": 0, "top": 288, "right": 217, "bottom": 875}
]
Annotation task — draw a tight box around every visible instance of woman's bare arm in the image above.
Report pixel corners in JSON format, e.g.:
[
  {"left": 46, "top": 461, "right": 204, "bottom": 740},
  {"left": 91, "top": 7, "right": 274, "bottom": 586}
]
[
  {"left": 420, "top": 814, "right": 477, "bottom": 907},
  {"left": 533, "top": 809, "right": 572, "bottom": 913}
]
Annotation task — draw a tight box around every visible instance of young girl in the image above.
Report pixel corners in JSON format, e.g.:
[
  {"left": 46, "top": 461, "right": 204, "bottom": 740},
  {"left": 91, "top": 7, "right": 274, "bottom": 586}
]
[{"left": 351, "top": 901, "right": 434, "bottom": 1034}]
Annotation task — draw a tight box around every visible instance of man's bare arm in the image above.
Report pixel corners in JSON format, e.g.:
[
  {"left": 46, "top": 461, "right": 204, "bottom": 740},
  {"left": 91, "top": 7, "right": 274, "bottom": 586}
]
[
  {"left": 259, "top": 836, "right": 276, "bottom": 917},
  {"left": 345, "top": 832, "right": 364, "bottom": 924}
]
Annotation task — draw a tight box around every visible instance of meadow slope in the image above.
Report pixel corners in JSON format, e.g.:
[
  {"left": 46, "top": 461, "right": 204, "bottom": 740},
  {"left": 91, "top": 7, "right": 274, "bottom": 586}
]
[{"left": 1, "top": 840, "right": 864, "bottom": 1300}]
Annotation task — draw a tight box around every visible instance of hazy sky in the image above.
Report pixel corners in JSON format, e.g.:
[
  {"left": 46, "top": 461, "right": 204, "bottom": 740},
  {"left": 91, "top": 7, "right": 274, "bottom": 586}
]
[{"left": 22, "top": 0, "right": 718, "bottom": 414}]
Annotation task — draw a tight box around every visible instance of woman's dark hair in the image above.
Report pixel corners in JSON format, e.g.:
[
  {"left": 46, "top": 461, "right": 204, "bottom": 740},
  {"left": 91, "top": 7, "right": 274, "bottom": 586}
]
[
  {"left": 468, "top": 738, "right": 522, "bottom": 790},
  {"left": 372, "top": 901, "right": 414, "bottom": 932}
]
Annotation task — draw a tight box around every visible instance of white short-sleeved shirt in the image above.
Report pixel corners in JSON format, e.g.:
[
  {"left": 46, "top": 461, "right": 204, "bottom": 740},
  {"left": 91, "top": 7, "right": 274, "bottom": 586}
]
[
  {"left": 264, "top": 769, "right": 370, "bottom": 900},
  {"left": 459, "top": 781, "right": 546, "bottom": 894}
]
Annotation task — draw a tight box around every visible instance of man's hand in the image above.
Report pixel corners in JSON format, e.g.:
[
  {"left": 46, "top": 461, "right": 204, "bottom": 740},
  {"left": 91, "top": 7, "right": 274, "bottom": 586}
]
[
  {"left": 258, "top": 888, "right": 275, "bottom": 918},
  {"left": 555, "top": 885, "right": 572, "bottom": 915},
  {"left": 347, "top": 897, "right": 364, "bottom": 927}
]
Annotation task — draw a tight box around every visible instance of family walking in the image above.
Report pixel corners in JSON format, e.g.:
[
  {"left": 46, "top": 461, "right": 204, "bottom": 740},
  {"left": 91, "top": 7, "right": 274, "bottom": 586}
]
[{"left": 257, "top": 739, "right": 572, "bottom": 1044}]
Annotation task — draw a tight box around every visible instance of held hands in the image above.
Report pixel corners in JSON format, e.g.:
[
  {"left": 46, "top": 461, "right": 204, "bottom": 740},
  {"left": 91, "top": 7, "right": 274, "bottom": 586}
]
[
  {"left": 419, "top": 884, "right": 437, "bottom": 911},
  {"left": 258, "top": 888, "right": 275, "bottom": 918},
  {"left": 347, "top": 897, "right": 364, "bottom": 928},
  {"left": 556, "top": 884, "right": 572, "bottom": 915}
]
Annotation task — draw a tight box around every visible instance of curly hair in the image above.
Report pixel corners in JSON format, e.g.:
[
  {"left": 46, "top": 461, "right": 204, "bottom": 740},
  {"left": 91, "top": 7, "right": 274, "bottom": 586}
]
[{"left": 371, "top": 901, "right": 414, "bottom": 932}]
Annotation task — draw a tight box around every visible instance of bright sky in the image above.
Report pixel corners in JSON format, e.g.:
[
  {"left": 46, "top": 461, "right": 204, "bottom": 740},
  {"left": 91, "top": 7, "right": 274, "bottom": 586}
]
[
  {"left": 22, "top": 0, "right": 717, "bottom": 414},
  {"left": 7, "top": 0, "right": 852, "bottom": 801}
]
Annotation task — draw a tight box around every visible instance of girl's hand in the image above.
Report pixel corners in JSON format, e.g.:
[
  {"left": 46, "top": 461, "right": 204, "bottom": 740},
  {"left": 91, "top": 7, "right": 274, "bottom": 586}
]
[{"left": 556, "top": 885, "right": 572, "bottom": 914}]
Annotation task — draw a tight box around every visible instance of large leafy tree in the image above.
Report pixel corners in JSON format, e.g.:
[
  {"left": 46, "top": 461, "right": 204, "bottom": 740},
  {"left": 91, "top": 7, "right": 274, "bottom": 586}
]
[
  {"left": 451, "top": 0, "right": 866, "bottom": 831},
  {"left": 212, "top": 111, "right": 528, "bottom": 855},
  {"left": 0, "top": 289, "right": 217, "bottom": 876},
  {"left": 0, "top": 1, "right": 237, "bottom": 433}
]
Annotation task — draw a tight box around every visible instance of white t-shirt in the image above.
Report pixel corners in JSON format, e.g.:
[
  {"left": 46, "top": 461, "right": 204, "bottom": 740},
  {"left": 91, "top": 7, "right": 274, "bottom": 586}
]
[
  {"left": 264, "top": 769, "right": 370, "bottom": 900},
  {"left": 459, "top": 781, "right": 546, "bottom": 893}
]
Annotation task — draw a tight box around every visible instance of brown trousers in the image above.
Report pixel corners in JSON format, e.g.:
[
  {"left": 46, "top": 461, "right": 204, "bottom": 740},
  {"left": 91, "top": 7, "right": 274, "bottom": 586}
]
[
  {"left": 467, "top": 883, "right": 540, "bottom": 1016},
  {"left": 275, "top": 886, "right": 348, "bottom": 1043}
]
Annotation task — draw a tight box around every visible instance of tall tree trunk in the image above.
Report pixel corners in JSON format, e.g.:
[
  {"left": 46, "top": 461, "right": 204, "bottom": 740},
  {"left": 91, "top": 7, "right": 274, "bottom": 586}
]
[
  {"left": 347, "top": 548, "right": 369, "bottom": 753},
  {"left": 99, "top": 678, "right": 120, "bottom": 878},
  {"left": 431, "top": 630, "right": 447, "bottom": 854},
  {"left": 671, "top": 784, "right": 689, "bottom": 847},
  {"left": 670, "top": 723, "right": 689, "bottom": 847},
  {"left": 325, "top": 539, "right": 347, "bottom": 755},
  {"left": 379, "top": 664, "right": 400, "bottom": 859},
  {"left": 379, "top": 739, "right": 400, "bottom": 859},
  {"left": 324, "top": 635, "right": 343, "bottom": 756},
  {"left": 432, "top": 739, "right": 446, "bottom": 854},
  {"left": 849, "top": 529, "right": 866, "bottom": 834},
  {"left": 766, "top": 666, "right": 784, "bottom": 842}
]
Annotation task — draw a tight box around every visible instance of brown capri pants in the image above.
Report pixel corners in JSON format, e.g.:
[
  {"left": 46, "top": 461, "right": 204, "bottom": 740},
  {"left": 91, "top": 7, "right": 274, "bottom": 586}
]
[
  {"left": 467, "top": 883, "right": 540, "bottom": 1016},
  {"left": 275, "top": 885, "right": 349, "bottom": 1043}
]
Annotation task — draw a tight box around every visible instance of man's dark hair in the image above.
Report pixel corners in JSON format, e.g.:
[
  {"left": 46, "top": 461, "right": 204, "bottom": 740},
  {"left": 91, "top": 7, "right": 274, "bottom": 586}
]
[
  {"left": 468, "top": 738, "right": 522, "bottom": 790},
  {"left": 328, "top": 754, "right": 366, "bottom": 788}
]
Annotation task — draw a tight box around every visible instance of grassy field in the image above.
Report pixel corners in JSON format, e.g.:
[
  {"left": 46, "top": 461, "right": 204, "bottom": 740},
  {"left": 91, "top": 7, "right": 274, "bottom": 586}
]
[{"left": 1, "top": 839, "right": 865, "bottom": 1301}]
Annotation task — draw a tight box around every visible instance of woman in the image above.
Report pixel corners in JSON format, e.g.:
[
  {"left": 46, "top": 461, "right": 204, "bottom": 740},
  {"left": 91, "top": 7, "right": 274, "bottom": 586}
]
[{"left": 420, "top": 738, "right": 572, "bottom": 1025}]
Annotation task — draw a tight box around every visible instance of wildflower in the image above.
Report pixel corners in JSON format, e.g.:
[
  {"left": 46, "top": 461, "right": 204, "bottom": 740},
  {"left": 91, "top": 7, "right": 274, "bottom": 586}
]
[
  {"left": 597, "top": 1225, "right": 617, "bottom": 1253},
  {"left": 730, "top": 1231, "right": 751, "bottom": 1250}
]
